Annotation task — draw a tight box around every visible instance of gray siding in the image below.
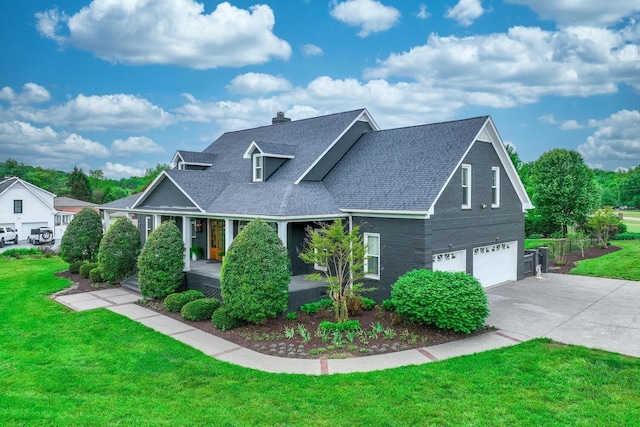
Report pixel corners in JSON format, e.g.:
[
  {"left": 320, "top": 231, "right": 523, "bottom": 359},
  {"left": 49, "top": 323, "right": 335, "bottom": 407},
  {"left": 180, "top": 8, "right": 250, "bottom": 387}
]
[
  {"left": 264, "top": 157, "right": 287, "bottom": 180},
  {"left": 430, "top": 140, "right": 525, "bottom": 279},
  {"left": 357, "top": 216, "right": 427, "bottom": 301},
  {"left": 141, "top": 178, "right": 195, "bottom": 208}
]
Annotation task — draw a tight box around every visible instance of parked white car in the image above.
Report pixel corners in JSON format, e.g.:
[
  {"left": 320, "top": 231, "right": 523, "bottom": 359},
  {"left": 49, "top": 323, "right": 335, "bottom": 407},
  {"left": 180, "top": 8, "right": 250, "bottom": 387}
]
[
  {"left": 0, "top": 226, "right": 18, "bottom": 247},
  {"left": 28, "top": 227, "right": 55, "bottom": 245}
]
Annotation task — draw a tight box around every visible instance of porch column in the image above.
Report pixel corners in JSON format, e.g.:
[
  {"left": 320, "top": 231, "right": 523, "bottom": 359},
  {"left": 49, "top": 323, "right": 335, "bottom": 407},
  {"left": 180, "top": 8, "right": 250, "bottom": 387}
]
[
  {"left": 182, "top": 215, "right": 191, "bottom": 271},
  {"left": 153, "top": 214, "right": 161, "bottom": 230},
  {"left": 277, "top": 221, "right": 288, "bottom": 248},
  {"left": 103, "top": 210, "right": 111, "bottom": 232},
  {"left": 224, "top": 219, "right": 233, "bottom": 252}
]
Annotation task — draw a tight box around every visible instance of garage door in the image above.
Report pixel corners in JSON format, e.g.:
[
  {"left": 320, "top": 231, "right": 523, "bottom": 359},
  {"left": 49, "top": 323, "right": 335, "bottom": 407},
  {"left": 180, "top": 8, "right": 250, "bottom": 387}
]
[
  {"left": 432, "top": 250, "right": 466, "bottom": 273},
  {"left": 473, "top": 241, "right": 517, "bottom": 287},
  {"left": 22, "top": 222, "right": 48, "bottom": 240}
]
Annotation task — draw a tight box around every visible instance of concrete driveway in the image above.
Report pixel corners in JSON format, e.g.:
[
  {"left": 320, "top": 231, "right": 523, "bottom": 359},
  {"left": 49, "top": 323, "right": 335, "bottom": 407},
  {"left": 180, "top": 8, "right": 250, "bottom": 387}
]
[{"left": 486, "top": 273, "right": 640, "bottom": 358}]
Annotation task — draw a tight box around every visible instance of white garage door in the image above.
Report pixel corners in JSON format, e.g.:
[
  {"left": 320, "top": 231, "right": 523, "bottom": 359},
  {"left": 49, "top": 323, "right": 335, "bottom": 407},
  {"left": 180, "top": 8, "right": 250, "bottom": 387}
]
[
  {"left": 432, "top": 250, "right": 466, "bottom": 273},
  {"left": 22, "top": 222, "right": 48, "bottom": 240},
  {"left": 473, "top": 241, "right": 517, "bottom": 287}
]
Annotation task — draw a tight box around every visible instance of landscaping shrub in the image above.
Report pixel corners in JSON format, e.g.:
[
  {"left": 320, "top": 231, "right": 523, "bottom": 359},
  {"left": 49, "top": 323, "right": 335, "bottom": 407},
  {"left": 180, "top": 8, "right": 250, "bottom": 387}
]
[
  {"left": 89, "top": 267, "right": 104, "bottom": 283},
  {"left": 391, "top": 269, "right": 489, "bottom": 334},
  {"left": 137, "top": 221, "right": 185, "bottom": 299},
  {"left": 98, "top": 217, "right": 141, "bottom": 284},
  {"left": 79, "top": 262, "right": 99, "bottom": 279},
  {"left": 181, "top": 298, "right": 221, "bottom": 321},
  {"left": 300, "top": 299, "right": 333, "bottom": 315},
  {"left": 347, "top": 296, "right": 364, "bottom": 316},
  {"left": 319, "top": 320, "right": 361, "bottom": 333},
  {"left": 59, "top": 207, "right": 103, "bottom": 263},
  {"left": 613, "top": 232, "right": 640, "bottom": 240},
  {"left": 2, "top": 248, "right": 40, "bottom": 258},
  {"left": 361, "top": 297, "right": 376, "bottom": 310},
  {"left": 212, "top": 305, "right": 243, "bottom": 331},
  {"left": 381, "top": 299, "right": 396, "bottom": 311},
  {"left": 220, "top": 218, "right": 290, "bottom": 324},
  {"left": 164, "top": 290, "right": 205, "bottom": 313},
  {"left": 69, "top": 260, "right": 85, "bottom": 274}
]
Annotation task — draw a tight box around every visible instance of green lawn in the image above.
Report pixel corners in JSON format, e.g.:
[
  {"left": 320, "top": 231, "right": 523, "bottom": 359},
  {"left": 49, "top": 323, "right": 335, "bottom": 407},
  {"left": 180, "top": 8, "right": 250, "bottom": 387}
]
[
  {"left": 524, "top": 239, "right": 553, "bottom": 249},
  {"left": 617, "top": 210, "right": 640, "bottom": 219},
  {"left": 1, "top": 257, "right": 640, "bottom": 426},
  {"left": 569, "top": 240, "right": 640, "bottom": 281}
]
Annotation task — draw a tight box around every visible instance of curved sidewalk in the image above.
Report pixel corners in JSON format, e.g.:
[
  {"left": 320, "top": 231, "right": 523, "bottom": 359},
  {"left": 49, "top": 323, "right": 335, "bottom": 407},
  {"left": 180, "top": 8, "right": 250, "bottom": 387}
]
[{"left": 53, "top": 288, "right": 527, "bottom": 375}]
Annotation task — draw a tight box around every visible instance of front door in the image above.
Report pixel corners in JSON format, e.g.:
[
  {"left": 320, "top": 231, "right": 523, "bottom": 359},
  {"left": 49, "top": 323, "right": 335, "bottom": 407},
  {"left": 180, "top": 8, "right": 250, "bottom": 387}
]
[{"left": 209, "top": 219, "right": 225, "bottom": 261}]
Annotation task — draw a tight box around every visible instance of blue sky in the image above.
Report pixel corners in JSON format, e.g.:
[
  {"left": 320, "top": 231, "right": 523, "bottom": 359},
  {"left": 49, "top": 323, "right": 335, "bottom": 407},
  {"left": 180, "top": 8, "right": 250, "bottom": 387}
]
[{"left": 1, "top": 0, "right": 639, "bottom": 178}]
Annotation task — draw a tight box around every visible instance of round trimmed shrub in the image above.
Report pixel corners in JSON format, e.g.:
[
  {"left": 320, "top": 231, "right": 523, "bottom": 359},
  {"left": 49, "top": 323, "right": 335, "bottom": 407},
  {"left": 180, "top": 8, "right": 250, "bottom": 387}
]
[
  {"left": 164, "top": 290, "right": 205, "bottom": 313},
  {"left": 181, "top": 298, "right": 221, "bottom": 321},
  {"left": 212, "top": 306, "right": 243, "bottom": 331},
  {"left": 137, "top": 221, "right": 185, "bottom": 299},
  {"left": 89, "top": 267, "right": 104, "bottom": 283},
  {"left": 69, "top": 260, "right": 85, "bottom": 274},
  {"left": 79, "top": 262, "right": 99, "bottom": 279},
  {"left": 220, "top": 218, "right": 290, "bottom": 324},
  {"left": 98, "top": 217, "right": 141, "bottom": 284},
  {"left": 60, "top": 208, "right": 103, "bottom": 263},
  {"left": 391, "top": 269, "right": 489, "bottom": 334}
]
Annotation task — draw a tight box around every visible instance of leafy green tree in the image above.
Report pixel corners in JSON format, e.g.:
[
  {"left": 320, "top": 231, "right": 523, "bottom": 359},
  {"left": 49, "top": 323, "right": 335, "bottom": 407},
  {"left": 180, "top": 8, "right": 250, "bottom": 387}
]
[
  {"left": 587, "top": 207, "right": 621, "bottom": 248},
  {"left": 97, "top": 217, "right": 141, "bottom": 283},
  {"left": 299, "top": 219, "right": 367, "bottom": 322},
  {"left": 620, "top": 166, "right": 640, "bottom": 208},
  {"left": 220, "top": 219, "right": 290, "bottom": 324},
  {"left": 67, "top": 166, "right": 92, "bottom": 202},
  {"left": 505, "top": 143, "right": 523, "bottom": 172},
  {"left": 59, "top": 208, "right": 103, "bottom": 263},
  {"left": 530, "top": 149, "right": 597, "bottom": 236},
  {"left": 138, "top": 221, "right": 185, "bottom": 299}
]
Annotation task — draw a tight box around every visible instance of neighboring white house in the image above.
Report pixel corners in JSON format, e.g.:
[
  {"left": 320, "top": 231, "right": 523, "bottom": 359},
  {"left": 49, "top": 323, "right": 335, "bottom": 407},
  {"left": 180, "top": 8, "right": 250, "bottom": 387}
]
[
  {"left": 54, "top": 196, "right": 98, "bottom": 237},
  {"left": 0, "top": 177, "right": 58, "bottom": 241}
]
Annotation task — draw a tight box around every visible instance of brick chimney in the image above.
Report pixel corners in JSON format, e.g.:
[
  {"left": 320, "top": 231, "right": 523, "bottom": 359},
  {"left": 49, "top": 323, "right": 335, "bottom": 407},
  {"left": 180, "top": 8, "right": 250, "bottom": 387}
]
[{"left": 272, "top": 111, "right": 291, "bottom": 124}]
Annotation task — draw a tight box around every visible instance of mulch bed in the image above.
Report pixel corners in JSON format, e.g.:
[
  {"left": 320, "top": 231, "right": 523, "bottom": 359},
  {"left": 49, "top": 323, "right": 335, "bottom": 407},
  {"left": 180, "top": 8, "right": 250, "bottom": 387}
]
[{"left": 54, "top": 245, "right": 619, "bottom": 359}]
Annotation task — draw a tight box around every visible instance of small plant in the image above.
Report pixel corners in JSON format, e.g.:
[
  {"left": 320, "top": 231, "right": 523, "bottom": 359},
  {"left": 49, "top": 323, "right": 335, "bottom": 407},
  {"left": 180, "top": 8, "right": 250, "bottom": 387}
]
[
  {"left": 408, "top": 334, "right": 419, "bottom": 345},
  {"left": 398, "top": 329, "right": 410, "bottom": 342},
  {"left": 284, "top": 326, "right": 296, "bottom": 339},
  {"left": 381, "top": 299, "right": 396, "bottom": 311},
  {"left": 357, "top": 329, "right": 369, "bottom": 345},
  {"left": 297, "top": 324, "right": 312, "bottom": 342},
  {"left": 332, "top": 330, "right": 344, "bottom": 346},
  {"left": 318, "top": 320, "right": 361, "bottom": 333},
  {"left": 212, "top": 306, "right": 242, "bottom": 331},
  {"left": 359, "top": 348, "right": 369, "bottom": 354},
  {"left": 318, "top": 328, "right": 330, "bottom": 344},
  {"left": 367, "top": 329, "right": 379, "bottom": 340},
  {"left": 361, "top": 297, "right": 376, "bottom": 310},
  {"left": 345, "top": 330, "right": 357, "bottom": 343},
  {"left": 181, "top": 298, "right": 221, "bottom": 321},
  {"left": 327, "top": 345, "right": 335, "bottom": 351},
  {"left": 309, "top": 349, "right": 318, "bottom": 355},
  {"left": 383, "top": 328, "right": 396, "bottom": 340},
  {"left": 89, "top": 266, "right": 104, "bottom": 283},
  {"left": 300, "top": 299, "right": 333, "bottom": 315},
  {"left": 370, "top": 321, "right": 384, "bottom": 333},
  {"left": 164, "top": 290, "right": 205, "bottom": 313},
  {"left": 79, "top": 262, "right": 99, "bottom": 279},
  {"left": 69, "top": 260, "right": 85, "bottom": 274},
  {"left": 285, "top": 312, "right": 297, "bottom": 321},
  {"left": 347, "top": 345, "right": 358, "bottom": 351},
  {"left": 316, "top": 347, "right": 327, "bottom": 353}
]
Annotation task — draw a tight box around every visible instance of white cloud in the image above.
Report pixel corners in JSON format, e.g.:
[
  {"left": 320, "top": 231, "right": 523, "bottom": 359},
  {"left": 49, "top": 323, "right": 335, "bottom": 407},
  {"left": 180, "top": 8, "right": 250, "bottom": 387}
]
[
  {"left": 417, "top": 4, "right": 431, "bottom": 20},
  {"left": 35, "top": 0, "right": 291, "bottom": 69},
  {"left": 103, "top": 162, "right": 146, "bottom": 179},
  {"left": 3, "top": 93, "right": 174, "bottom": 131},
  {"left": 445, "top": 0, "right": 485, "bottom": 27},
  {"left": 330, "top": 0, "right": 401, "bottom": 37},
  {"left": 505, "top": 0, "right": 640, "bottom": 27},
  {"left": 540, "top": 115, "right": 584, "bottom": 130},
  {"left": 0, "top": 83, "right": 50, "bottom": 105},
  {"left": 539, "top": 114, "right": 558, "bottom": 125},
  {"left": 63, "top": 133, "right": 110, "bottom": 157},
  {"left": 227, "top": 73, "right": 293, "bottom": 95},
  {"left": 302, "top": 44, "right": 324, "bottom": 56},
  {"left": 365, "top": 24, "right": 640, "bottom": 107},
  {"left": 559, "top": 120, "right": 583, "bottom": 130},
  {"left": 111, "top": 136, "right": 165, "bottom": 155},
  {"left": 578, "top": 110, "right": 640, "bottom": 161}
]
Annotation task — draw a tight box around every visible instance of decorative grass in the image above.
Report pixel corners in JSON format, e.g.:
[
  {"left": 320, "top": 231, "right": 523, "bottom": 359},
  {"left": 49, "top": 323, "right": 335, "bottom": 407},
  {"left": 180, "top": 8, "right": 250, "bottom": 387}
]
[
  {"left": 569, "top": 240, "right": 640, "bottom": 281},
  {"left": 1, "top": 257, "right": 640, "bottom": 426}
]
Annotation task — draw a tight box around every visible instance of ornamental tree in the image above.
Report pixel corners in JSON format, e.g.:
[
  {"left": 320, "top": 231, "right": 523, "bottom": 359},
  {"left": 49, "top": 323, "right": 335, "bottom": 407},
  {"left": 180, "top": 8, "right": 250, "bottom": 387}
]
[
  {"left": 587, "top": 207, "right": 621, "bottom": 248},
  {"left": 137, "top": 221, "right": 185, "bottom": 299},
  {"left": 299, "top": 219, "right": 367, "bottom": 322},
  {"left": 530, "top": 149, "right": 597, "bottom": 236},
  {"left": 97, "top": 217, "right": 141, "bottom": 283},
  {"left": 59, "top": 207, "right": 103, "bottom": 263},
  {"left": 220, "top": 218, "right": 290, "bottom": 324}
]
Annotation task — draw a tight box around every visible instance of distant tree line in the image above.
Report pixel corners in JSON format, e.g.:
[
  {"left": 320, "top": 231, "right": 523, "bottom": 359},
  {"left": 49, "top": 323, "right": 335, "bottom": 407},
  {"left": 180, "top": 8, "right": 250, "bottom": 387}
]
[{"left": 0, "top": 159, "right": 168, "bottom": 204}]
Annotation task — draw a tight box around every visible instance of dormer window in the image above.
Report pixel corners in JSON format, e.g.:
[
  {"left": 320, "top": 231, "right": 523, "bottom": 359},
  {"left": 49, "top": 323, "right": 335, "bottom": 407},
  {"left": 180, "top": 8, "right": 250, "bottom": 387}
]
[{"left": 253, "top": 153, "right": 263, "bottom": 182}]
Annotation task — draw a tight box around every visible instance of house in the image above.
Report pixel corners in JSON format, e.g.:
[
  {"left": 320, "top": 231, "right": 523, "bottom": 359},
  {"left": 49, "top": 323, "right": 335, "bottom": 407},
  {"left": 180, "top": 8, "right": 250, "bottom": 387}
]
[
  {"left": 0, "top": 177, "right": 58, "bottom": 241},
  {"left": 54, "top": 196, "right": 98, "bottom": 237},
  {"left": 101, "top": 109, "right": 533, "bottom": 305}
]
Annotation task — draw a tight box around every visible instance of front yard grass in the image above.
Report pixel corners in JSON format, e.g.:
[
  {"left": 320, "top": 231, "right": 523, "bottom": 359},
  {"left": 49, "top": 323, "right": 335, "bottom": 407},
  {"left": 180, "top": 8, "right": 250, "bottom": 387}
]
[
  {"left": 569, "top": 240, "right": 640, "bottom": 281},
  {"left": 2, "top": 257, "right": 640, "bottom": 426}
]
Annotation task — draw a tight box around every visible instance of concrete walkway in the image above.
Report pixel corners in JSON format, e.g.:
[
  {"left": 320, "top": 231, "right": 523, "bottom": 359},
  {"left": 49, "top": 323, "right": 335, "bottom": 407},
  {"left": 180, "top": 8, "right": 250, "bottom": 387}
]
[
  {"left": 53, "top": 273, "right": 639, "bottom": 374},
  {"left": 53, "top": 288, "right": 527, "bottom": 375}
]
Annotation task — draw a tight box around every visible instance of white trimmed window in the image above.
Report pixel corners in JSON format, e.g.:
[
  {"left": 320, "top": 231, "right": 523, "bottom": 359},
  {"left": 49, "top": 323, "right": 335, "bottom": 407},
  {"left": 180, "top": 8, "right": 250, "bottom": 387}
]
[
  {"left": 145, "top": 216, "right": 153, "bottom": 240},
  {"left": 364, "top": 233, "right": 380, "bottom": 280},
  {"left": 252, "top": 153, "right": 263, "bottom": 182},
  {"left": 461, "top": 164, "right": 471, "bottom": 209},
  {"left": 491, "top": 166, "right": 500, "bottom": 208}
]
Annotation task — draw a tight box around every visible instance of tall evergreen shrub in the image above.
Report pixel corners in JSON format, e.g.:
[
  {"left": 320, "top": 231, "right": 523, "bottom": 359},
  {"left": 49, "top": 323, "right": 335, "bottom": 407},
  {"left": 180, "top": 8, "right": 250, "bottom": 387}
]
[
  {"left": 137, "top": 221, "right": 185, "bottom": 299},
  {"left": 59, "top": 208, "right": 103, "bottom": 263},
  {"left": 97, "top": 217, "right": 141, "bottom": 283}
]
